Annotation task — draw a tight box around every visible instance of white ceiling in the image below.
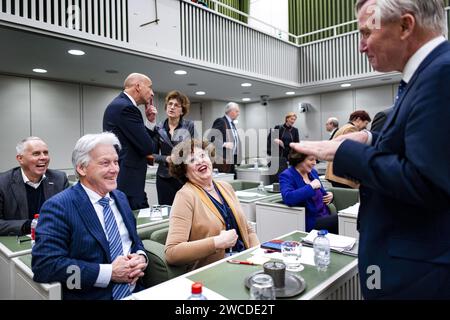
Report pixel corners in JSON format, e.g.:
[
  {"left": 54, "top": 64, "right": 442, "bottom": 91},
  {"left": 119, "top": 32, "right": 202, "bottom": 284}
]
[{"left": 0, "top": 25, "right": 401, "bottom": 103}]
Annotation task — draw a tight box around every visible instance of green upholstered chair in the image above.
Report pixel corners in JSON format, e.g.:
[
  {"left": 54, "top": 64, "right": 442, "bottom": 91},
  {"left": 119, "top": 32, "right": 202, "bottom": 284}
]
[
  {"left": 227, "top": 180, "right": 261, "bottom": 191},
  {"left": 141, "top": 227, "right": 188, "bottom": 288},
  {"left": 326, "top": 187, "right": 359, "bottom": 214}
]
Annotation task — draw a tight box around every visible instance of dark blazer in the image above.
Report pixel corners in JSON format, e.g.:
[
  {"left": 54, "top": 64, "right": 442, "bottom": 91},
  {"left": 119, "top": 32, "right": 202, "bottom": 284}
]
[
  {"left": 279, "top": 167, "right": 327, "bottom": 232},
  {"left": 153, "top": 118, "right": 195, "bottom": 178},
  {"left": 0, "top": 167, "right": 68, "bottom": 236},
  {"left": 210, "top": 116, "right": 240, "bottom": 173},
  {"left": 267, "top": 124, "right": 300, "bottom": 158},
  {"left": 329, "top": 127, "right": 339, "bottom": 140},
  {"left": 103, "top": 92, "right": 157, "bottom": 210},
  {"left": 370, "top": 107, "right": 393, "bottom": 133},
  {"left": 334, "top": 41, "right": 450, "bottom": 299},
  {"left": 31, "top": 183, "right": 145, "bottom": 300}
]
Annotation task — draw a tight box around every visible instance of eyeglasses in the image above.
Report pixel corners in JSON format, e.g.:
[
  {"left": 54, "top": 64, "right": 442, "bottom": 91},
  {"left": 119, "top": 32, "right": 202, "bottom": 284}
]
[{"left": 167, "top": 102, "right": 182, "bottom": 109}]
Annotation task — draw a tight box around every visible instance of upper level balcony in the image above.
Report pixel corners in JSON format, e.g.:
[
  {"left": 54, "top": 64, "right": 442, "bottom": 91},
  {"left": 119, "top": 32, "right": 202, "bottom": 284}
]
[{"left": 1, "top": 0, "right": 448, "bottom": 98}]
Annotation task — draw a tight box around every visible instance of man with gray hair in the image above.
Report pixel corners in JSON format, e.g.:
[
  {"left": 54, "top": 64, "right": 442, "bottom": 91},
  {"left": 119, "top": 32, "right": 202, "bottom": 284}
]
[
  {"left": 103, "top": 73, "right": 158, "bottom": 210},
  {"left": 32, "top": 132, "right": 148, "bottom": 300},
  {"left": 325, "top": 117, "right": 339, "bottom": 140},
  {"left": 210, "top": 102, "right": 241, "bottom": 174},
  {"left": 0, "top": 137, "right": 68, "bottom": 236},
  {"left": 291, "top": 0, "right": 450, "bottom": 299}
]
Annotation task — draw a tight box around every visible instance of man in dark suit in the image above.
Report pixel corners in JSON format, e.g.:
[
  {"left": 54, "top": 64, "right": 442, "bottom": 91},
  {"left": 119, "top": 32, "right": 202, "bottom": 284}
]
[
  {"left": 0, "top": 137, "right": 68, "bottom": 236},
  {"left": 370, "top": 107, "right": 393, "bottom": 133},
  {"left": 210, "top": 102, "right": 241, "bottom": 174},
  {"left": 103, "top": 73, "right": 157, "bottom": 210},
  {"left": 291, "top": 0, "right": 450, "bottom": 299},
  {"left": 32, "top": 133, "right": 148, "bottom": 300},
  {"left": 325, "top": 117, "right": 339, "bottom": 140}
]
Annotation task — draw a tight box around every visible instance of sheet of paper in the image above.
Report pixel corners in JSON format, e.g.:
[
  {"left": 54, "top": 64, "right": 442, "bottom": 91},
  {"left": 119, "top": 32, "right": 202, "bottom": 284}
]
[
  {"left": 137, "top": 208, "right": 150, "bottom": 218},
  {"left": 338, "top": 203, "right": 360, "bottom": 216},
  {"left": 303, "top": 230, "right": 356, "bottom": 252}
]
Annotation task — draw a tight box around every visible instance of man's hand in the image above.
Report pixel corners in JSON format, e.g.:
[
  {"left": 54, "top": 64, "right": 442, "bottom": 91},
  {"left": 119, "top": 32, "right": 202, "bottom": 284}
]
[
  {"left": 290, "top": 140, "right": 343, "bottom": 162},
  {"left": 111, "top": 256, "right": 132, "bottom": 283},
  {"left": 145, "top": 101, "right": 157, "bottom": 123},
  {"left": 127, "top": 253, "right": 148, "bottom": 285},
  {"left": 323, "top": 192, "right": 333, "bottom": 204},
  {"left": 334, "top": 130, "right": 369, "bottom": 144}
]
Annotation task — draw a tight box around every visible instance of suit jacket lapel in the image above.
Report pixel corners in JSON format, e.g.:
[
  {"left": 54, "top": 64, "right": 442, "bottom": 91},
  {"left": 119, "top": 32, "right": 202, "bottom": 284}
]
[
  {"left": 11, "top": 168, "right": 28, "bottom": 218},
  {"left": 73, "top": 183, "right": 110, "bottom": 258},
  {"left": 43, "top": 172, "right": 55, "bottom": 200}
]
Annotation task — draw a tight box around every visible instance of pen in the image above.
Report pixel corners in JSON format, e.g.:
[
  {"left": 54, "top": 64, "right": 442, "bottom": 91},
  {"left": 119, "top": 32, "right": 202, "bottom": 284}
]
[{"left": 227, "top": 259, "right": 256, "bottom": 266}]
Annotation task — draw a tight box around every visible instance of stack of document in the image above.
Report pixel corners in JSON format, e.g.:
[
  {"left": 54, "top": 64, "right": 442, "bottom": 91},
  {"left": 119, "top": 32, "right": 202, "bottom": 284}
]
[
  {"left": 235, "top": 191, "right": 261, "bottom": 198},
  {"left": 338, "top": 203, "right": 360, "bottom": 216},
  {"left": 303, "top": 229, "right": 356, "bottom": 253}
]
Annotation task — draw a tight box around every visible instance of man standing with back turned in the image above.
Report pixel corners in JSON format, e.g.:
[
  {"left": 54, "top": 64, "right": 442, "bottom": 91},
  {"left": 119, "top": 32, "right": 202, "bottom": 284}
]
[
  {"left": 103, "top": 73, "right": 157, "bottom": 210},
  {"left": 291, "top": 0, "right": 450, "bottom": 299}
]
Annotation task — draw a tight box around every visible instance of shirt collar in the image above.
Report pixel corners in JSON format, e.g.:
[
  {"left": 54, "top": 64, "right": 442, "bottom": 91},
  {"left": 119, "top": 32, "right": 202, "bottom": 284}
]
[
  {"left": 21, "top": 168, "right": 46, "bottom": 189},
  {"left": 402, "top": 36, "right": 446, "bottom": 83},
  {"left": 80, "top": 183, "right": 112, "bottom": 206},
  {"left": 123, "top": 91, "right": 138, "bottom": 108}
]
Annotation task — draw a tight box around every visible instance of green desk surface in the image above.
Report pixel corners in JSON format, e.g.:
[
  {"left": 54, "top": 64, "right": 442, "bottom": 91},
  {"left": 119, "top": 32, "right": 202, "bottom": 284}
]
[
  {"left": 0, "top": 236, "right": 32, "bottom": 253},
  {"left": 19, "top": 254, "right": 32, "bottom": 268},
  {"left": 187, "top": 231, "right": 356, "bottom": 300}
]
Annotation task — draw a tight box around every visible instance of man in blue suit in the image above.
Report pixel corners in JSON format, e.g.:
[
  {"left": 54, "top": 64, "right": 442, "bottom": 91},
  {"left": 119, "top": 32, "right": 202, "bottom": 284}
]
[
  {"left": 103, "top": 73, "right": 157, "bottom": 210},
  {"left": 32, "top": 133, "right": 148, "bottom": 300},
  {"left": 291, "top": 0, "right": 450, "bottom": 299}
]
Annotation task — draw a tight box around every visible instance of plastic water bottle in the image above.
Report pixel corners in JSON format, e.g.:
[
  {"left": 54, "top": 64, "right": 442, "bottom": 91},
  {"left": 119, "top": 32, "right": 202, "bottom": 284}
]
[
  {"left": 30, "top": 214, "right": 39, "bottom": 248},
  {"left": 188, "top": 282, "right": 207, "bottom": 300},
  {"left": 313, "top": 229, "right": 330, "bottom": 271}
]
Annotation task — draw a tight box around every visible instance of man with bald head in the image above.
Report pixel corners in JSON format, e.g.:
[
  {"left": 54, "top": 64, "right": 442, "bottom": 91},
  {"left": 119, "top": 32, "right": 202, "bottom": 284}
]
[
  {"left": 103, "top": 73, "right": 158, "bottom": 210},
  {"left": 0, "top": 137, "right": 69, "bottom": 235}
]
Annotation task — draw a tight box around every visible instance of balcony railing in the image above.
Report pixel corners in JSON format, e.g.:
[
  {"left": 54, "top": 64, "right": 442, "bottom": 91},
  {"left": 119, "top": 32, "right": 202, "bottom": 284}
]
[{"left": 0, "top": 0, "right": 129, "bottom": 42}]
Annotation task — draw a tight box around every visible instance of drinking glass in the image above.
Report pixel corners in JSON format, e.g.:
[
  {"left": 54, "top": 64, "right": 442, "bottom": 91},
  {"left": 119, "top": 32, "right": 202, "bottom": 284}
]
[
  {"left": 281, "top": 240, "right": 304, "bottom": 272},
  {"left": 249, "top": 273, "right": 276, "bottom": 300},
  {"left": 150, "top": 205, "right": 162, "bottom": 221}
]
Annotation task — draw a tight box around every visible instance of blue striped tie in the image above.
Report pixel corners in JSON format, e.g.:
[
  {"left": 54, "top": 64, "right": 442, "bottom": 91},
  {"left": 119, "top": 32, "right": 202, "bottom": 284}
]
[{"left": 98, "top": 197, "right": 131, "bottom": 300}]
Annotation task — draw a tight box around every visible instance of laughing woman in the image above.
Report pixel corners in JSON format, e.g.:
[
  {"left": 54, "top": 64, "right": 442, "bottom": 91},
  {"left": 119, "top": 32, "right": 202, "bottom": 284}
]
[
  {"left": 279, "top": 150, "right": 338, "bottom": 234},
  {"left": 165, "top": 139, "right": 259, "bottom": 270}
]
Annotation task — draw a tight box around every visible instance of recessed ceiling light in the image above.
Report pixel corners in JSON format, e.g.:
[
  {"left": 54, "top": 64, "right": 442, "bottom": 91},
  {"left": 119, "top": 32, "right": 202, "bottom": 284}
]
[
  {"left": 242, "top": 98, "right": 251, "bottom": 102},
  {"left": 32, "top": 68, "right": 47, "bottom": 73},
  {"left": 68, "top": 49, "right": 85, "bottom": 56},
  {"left": 174, "top": 70, "right": 187, "bottom": 75},
  {"left": 241, "top": 83, "right": 252, "bottom": 87},
  {"left": 195, "top": 91, "right": 206, "bottom": 96},
  {"left": 286, "top": 91, "right": 295, "bottom": 95},
  {"left": 341, "top": 83, "right": 352, "bottom": 88}
]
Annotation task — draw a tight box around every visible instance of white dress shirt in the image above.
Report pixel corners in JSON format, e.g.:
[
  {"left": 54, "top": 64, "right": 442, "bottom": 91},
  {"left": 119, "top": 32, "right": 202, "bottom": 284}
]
[{"left": 80, "top": 183, "right": 140, "bottom": 290}]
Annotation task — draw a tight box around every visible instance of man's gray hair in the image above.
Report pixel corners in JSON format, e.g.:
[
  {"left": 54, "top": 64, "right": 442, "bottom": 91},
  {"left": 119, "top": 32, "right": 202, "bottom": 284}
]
[
  {"left": 356, "top": 0, "right": 447, "bottom": 35},
  {"left": 16, "top": 137, "right": 45, "bottom": 155},
  {"left": 327, "top": 117, "right": 339, "bottom": 128},
  {"left": 72, "top": 132, "right": 121, "bottom": 177},
  {"left": 225, "top": 102, "right": 239, "bottom": 114}
]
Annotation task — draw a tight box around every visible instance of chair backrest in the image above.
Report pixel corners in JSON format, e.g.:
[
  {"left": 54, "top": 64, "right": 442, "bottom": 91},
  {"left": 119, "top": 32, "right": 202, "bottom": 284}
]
[
  {"left": 137, "top": 221, "right": 169, "bottom": 240},
  {"left": 150, "top": 227, "right": 169, "bottom": 244},
  {"left": 142, "top": 239, "right": 188, "bottom": 288},
  {"left": 327, "top": 187, "right": 359, "bottom": 212}
]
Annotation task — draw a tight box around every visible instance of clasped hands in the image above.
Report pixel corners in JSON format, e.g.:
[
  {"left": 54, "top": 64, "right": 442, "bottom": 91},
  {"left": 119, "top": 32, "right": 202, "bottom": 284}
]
[{"left": 111, "top": 253, "right": 147, "bottom": 285}]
